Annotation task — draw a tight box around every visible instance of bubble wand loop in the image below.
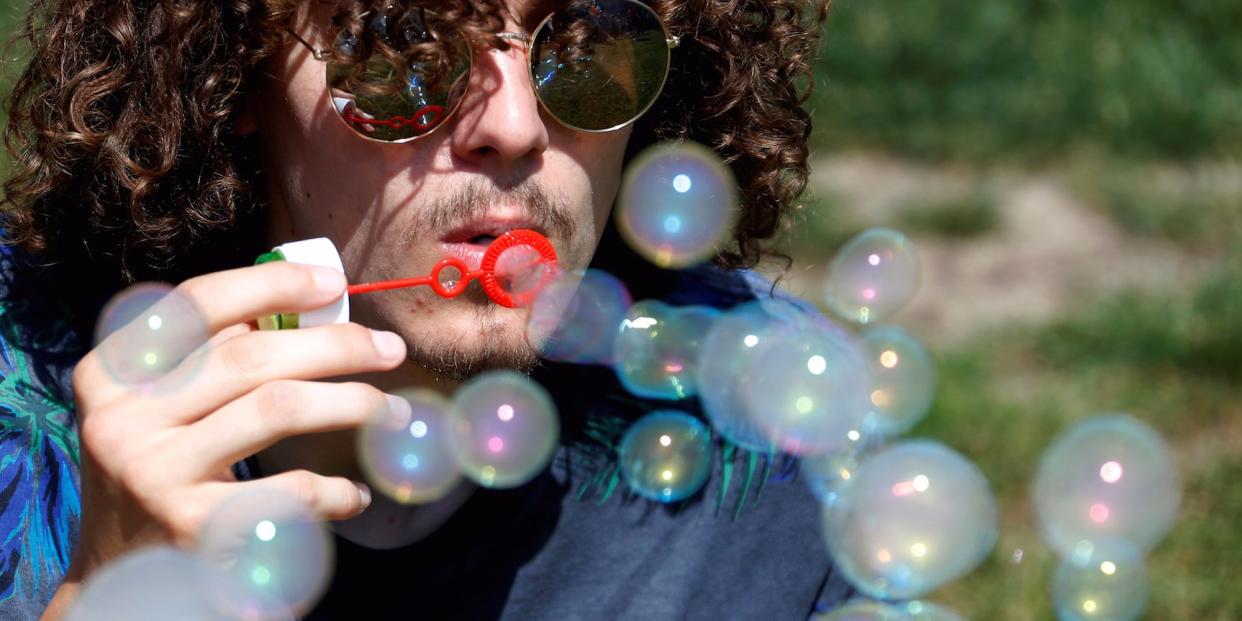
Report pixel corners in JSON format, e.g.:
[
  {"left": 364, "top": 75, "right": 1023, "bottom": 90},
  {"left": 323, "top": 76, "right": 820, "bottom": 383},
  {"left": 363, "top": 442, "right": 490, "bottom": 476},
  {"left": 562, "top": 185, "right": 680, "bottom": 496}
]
[{"left": 346, "top": 229, "right": 559, "bottom": 308}]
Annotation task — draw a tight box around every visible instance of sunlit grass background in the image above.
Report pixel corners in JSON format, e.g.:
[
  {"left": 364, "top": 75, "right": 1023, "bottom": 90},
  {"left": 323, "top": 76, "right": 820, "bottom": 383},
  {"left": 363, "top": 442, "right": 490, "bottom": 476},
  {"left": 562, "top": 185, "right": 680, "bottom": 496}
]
[{"left": 1, "top": 0, "right": 1238, "bottom": 618}]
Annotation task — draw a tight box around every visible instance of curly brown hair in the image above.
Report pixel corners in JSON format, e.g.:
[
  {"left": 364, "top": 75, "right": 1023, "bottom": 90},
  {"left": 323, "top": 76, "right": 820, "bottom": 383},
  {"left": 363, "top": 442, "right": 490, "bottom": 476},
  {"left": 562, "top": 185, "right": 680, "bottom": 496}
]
[{"left": 2, "top": 0, "right": 828, "bottom": 319}]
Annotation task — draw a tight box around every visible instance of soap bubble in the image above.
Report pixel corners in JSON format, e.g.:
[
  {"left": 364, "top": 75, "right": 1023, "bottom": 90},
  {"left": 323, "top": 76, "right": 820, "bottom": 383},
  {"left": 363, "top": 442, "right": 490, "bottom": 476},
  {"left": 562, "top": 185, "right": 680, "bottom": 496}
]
[
  {"left": 94, "top": 283, "right": 211, "bottom": 388},
  {"left": 859, "top": 326, "right": 936, "bottom": 436},
  {"left": 617, "top": 410, "right": 713, "bottom": 502},
  {"left": 824, "top": 228, "right": 920, "bottom": 325},
  {"left": 810, "top": 599, "right": 906, "bottom": 620},
  {"left": 65, "top": 547, "right": 258, "bottom": 621},
  {"left": 357, "top": 389, "right": 462, "bottom": 504},
  {"left": 1051, "top": 538, "right": 1148, "bottom": 621},
  {"left": 616, "top": 141, "right": 740, "bottom": 268},
  {"left": 822, "top": 440, "right": 998, "bottom": 600},
  {"left": 448, "top": 371, "right": 559, "bottom": 488},
  {"left": 614, "top": 300, "right": 720, "bottom": 400},
  {"left": 803, "top": 444, "right": 870, "bottom": 507},
  {"left": 526, "top": 269, "right": 632, "bottom": 365},
  {"left": 743, "top": 317, "right": 871, "bottom": 455},
  {"left": 196, "top": 490, "right": 333, "bottom": 620},
  {"left": 694, "top": 300, "right": 791, "bottom": 451},
  {"left": 899, "top": 601, "right": 966, "bottom": 621},
  {"left": 1033, "top": 414, "right": 1181, "bottom": 557},
  {"left": 493, "top": 243, "right": 557, "bottom": 298}
]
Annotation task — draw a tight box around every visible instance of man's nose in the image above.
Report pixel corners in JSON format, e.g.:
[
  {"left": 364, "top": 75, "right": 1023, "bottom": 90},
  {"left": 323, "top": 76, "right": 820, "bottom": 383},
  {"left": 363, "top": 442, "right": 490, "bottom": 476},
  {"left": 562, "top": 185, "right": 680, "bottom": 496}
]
[{"left": 449, "top": 43, "right": 550, "bottom": 170}]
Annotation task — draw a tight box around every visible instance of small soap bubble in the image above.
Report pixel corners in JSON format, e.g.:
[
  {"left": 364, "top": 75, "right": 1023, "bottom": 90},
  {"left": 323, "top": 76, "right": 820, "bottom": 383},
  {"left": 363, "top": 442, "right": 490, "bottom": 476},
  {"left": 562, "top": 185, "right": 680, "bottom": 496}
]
[
  {"left": 614, "top": 300, "right": 720, "bottom": 400},
  {"left": 526, "top": 269, "right": 632, "bottom": 365},
  {"left": 824, "top": 228, "right": 921, "bottom": 325},
  {"left": 358, "top": 389, "right": 462, "bottom": 504},
  {"left": 822, "top": 440, "right": 998, "bottom": 600},
  {"left": 810, "top": 599, "right": 906, "bottom": 620},
  {"left": 743, "top": 317, "right": 871, "bottom": 455},
  {"left": 1033, "top": 414, "right": 1181, "bottom": 557},
  {"left": 859, "top": 325, "right": 936, "bottom": 436},
  {"left": 900, "top": 601, "right": 966, "bottom": 621},
  {"left": 65, "top": 547, "right": 256, "bottom": 621},
  {"left": 1052, "top": 538, "right": 1148, "bottom": 621},
  {"left": 196, "top": 490, "right": 333, "bottom": 620},
  {"left": 617, "top": 410, "right": 713, "bottom": 503},
  {"left": 448, "top": 371, "right": 559, "bottom": 488},
  {"left": 616, "top": 141, "right": 740, "bottom": 268},
  {"left": 695, "top": 300, "right": 800, "bottom": 451},
  {"left": 494, "top": 244, "right": 555, "bottom": 297},
  {"left": 94, "top": 282, "right": 211, "bottom": 388}
]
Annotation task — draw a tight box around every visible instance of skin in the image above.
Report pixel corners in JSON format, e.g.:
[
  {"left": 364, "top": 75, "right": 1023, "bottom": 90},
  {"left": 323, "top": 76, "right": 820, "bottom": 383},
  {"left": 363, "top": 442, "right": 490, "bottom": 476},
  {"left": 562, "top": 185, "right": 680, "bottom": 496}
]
[{"left": 42, "top": 1, "right": 635, "bottom": 617}]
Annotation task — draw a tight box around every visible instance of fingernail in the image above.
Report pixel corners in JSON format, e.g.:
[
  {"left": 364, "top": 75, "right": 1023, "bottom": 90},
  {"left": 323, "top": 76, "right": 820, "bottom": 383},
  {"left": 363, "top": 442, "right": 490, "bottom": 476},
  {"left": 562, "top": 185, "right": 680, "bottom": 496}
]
[
  {"left": 356, "top": 482, "right": 372, "bottom": 509},
  {"left": 312, "top": 267, "right": 346, "bottom": 297},
  {"left": 385, "top": 393, "right": 412, "bottom": 429},
  {"left": 371, "top": 330, "right": 405, "bottom": 361}
]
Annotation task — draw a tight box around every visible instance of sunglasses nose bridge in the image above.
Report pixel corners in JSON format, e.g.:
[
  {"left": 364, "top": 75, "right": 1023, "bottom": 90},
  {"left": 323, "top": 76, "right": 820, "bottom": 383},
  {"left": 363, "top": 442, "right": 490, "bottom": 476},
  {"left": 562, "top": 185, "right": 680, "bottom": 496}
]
[{"left": 448, "top": 43, "right": 550, "bottom": 165}]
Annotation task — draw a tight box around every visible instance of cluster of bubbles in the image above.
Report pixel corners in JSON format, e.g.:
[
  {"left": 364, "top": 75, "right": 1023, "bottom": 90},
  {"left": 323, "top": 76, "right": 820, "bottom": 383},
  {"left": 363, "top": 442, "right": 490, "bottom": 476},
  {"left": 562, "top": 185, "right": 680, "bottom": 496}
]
[
  {"left": 93, "top": 283, "right": 211, "bottom": 390},
  {"left": 358, "top": 371, "right": 560, "bottom": 498},
  {"left": 1033, "top": 414, "right": 1181, "bottom": 620}
]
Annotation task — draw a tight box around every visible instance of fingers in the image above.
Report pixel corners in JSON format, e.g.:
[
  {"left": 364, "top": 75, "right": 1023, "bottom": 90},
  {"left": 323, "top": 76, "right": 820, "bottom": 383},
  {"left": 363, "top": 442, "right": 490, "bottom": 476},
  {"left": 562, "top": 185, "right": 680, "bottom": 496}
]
[
  {"left": 74, "top": 261, "right": 348, "bottom": 403},
  {"left": 223, "top": 470, "right": 373, "bottom": 521},
  {"left": 140, "top": 322, "right": 408, "bottom": 426},
  {"left": 184, "top": 381, "right": 412, "bottom": 475}
]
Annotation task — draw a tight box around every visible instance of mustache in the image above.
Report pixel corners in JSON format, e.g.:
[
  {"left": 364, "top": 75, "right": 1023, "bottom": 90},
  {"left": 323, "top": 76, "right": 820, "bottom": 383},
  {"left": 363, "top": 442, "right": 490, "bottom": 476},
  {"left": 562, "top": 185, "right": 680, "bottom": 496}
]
[{"left": 406, "top": 179, "right": 578, "bottom": 242}]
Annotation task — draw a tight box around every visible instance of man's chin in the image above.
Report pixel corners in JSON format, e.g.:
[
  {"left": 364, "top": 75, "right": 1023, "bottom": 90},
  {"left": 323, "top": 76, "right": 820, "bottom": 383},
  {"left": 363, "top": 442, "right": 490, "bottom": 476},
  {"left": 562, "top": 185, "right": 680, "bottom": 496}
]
[{"left": 403, "top": 312, "right": 542, "bottom": 382}]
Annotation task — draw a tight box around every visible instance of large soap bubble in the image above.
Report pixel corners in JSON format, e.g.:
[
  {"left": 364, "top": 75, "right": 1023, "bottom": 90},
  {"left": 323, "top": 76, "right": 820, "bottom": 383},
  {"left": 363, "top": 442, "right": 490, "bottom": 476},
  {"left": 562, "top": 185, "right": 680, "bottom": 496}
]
[
  {"left": 613, "top": 300, "right": 720, "bottom": 400},
  {"left": 859, "top": 325, "right": 936, "bottom": 436},
  {"left": 824, "top": 228, "right": 921, "bottom": 325},
  {"left": 94, "top": 282, "right": 211, "bottom": 389},
  {"left": 617, "top": 410, "right": 714, "bottom": 503},
  {"left": 65, "top": 547, "right": 258, "bottom": 621},
  {"left": 1051, "top": 538, "right": 1148, "bottom": 621},
  {"left": 196, "top": 490, "right": 334, "bottom": 620},
  {"left": 525, "top": 268, "right": 632, "bottom": 365},
  {"left": 616, "top": 141, "right": 740, "bottom": 268},
  {"left": 357, "top": 389, "right": 462, "bottom": 504},
  {"left": 448, "top": 371, "right": 560, "bottom": 488},
  {"left": 743, "top": 316, "right": 872, "bottom": 455},
  {"left": 822, "top": 440, "right": 998, "bottom": 600},
  {"left": 1033, "top": 414, "right": 1181, "bottom": 557}
]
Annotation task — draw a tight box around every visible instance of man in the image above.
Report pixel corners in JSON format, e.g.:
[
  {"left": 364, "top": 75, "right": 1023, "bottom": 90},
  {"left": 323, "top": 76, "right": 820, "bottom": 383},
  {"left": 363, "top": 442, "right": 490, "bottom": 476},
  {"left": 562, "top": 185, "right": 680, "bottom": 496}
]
[{"left": 1, "top": 0, "right": 851, "bottom": 618}]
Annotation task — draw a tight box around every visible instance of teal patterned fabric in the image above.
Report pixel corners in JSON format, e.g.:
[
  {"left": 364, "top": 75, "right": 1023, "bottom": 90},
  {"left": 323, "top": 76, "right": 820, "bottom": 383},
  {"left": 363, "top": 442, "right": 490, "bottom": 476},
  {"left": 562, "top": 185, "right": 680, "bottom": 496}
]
[{"left": 0, "top": 245, "right": 84, "bottom": 620}]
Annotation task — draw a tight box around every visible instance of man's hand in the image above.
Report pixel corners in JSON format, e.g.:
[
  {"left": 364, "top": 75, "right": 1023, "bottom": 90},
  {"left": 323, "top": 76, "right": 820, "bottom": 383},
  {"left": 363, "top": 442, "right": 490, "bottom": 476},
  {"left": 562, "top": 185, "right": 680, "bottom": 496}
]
[{"left": 42, "top": 261, "right": 411, "bottom": 619}]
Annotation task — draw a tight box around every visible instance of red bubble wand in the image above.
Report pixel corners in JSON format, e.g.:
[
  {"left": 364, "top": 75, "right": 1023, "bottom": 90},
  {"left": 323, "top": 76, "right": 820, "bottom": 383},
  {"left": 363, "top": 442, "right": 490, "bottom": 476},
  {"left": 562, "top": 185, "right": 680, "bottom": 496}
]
[{"left": 346, "top": 229, "right": 559, "bottom": 308}]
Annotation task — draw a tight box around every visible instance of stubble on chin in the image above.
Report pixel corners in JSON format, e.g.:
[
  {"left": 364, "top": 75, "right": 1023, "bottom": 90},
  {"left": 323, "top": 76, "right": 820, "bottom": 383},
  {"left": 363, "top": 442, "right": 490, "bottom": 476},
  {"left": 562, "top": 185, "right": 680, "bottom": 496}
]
[{"left": 405, "top": 304, "right": 541, "bottom": 382}]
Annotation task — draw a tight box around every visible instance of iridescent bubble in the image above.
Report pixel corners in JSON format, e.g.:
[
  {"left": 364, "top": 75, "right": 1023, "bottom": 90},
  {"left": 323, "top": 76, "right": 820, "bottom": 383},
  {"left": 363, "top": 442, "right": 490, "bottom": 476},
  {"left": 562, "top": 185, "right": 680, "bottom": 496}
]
[
  {"left": 526, "top": 269, "right": 632, "bottom": 365},
  {"left": 614, "top": 300, "right": 720, "bottom": 400},
  {"left": 803, "top": 447, "right": 865, "bottom": 507},
  {"left": 616, "top": 141, "right": 740, "bottom": 268},
  {"left": 824, "top": 228, "right": 921, "bottom": 325},
  {"left": 810, "top": 599, "right": 906, "bottom": 620},
  {"left": 1033, "top": 414, "right": 1181, "bottom": 557},
  {"left": 448, "top": 371, "right": 559, "bottom": 488},
  {"left": 357, "top": 389, "right": 462, "bottom": 504},
  {"left": 493, "top": 243, "right": 556, "bottom": 298},
  {"left": 822, "top": 440, "right": 999, "bottom": 600},
  {"left": 743, "top": 317, "right": 872, "bottom": 455},
  {"left": 94, "top": 282, "right": 211, "bottom": 388},
  {"left": 65, "top": 547, "right": 258, "bottom": 621},
  {"left": 859, "top": 325, "right": 936, "bottom": 436},
  {"left": 1051, "top": 538, "right": 1148, "bottom": 621},
  {"left": 694, "top": 300, "right": 791, "bottom": 451},
  {"left": 196, "top": 490, "right": 333, "bottom": 620},
  {"left": 617, "top": 410, "right": 713, "bottom": 503}
]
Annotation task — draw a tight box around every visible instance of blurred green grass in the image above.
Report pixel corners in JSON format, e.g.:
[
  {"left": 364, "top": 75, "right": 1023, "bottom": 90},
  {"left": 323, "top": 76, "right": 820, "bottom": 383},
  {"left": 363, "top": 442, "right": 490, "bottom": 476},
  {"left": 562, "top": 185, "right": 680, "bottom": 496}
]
[{"left": 811, "top": 0, "right": 1242, "bottom": 162}]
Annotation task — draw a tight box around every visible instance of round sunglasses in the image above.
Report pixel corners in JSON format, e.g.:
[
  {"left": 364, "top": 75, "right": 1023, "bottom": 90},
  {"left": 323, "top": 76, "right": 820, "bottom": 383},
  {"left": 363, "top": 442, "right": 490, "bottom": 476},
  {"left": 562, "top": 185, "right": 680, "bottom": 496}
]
[{"left": 290, "top": 0, "right": 679, "bottom": 144}]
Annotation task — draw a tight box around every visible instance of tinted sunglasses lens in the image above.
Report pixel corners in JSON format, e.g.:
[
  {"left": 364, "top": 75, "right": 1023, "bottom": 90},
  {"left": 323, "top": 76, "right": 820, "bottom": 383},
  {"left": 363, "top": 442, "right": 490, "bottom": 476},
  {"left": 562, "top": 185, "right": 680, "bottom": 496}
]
[
  {"left": 325, "top": 19, "right": 471, "bottom": 143},
  {"left": 532, "top": 0, "right": 670, "bottom": 132}
]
